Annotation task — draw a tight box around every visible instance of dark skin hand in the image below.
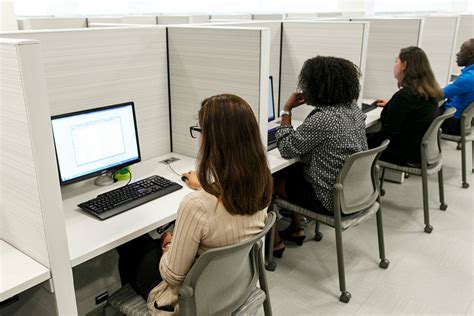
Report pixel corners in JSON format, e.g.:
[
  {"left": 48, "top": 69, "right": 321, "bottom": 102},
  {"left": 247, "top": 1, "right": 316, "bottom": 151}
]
[{"left": 281, "top": 92, "right": 305, "bottom": 126}]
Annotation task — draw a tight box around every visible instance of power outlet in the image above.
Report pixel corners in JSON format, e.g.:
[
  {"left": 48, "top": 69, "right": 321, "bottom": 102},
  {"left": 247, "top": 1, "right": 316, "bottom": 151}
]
[
  {"left": 159, "top": 157, "right": 180, "bottom": 164},
  {"left": 95, "top": 292, "right": 109, "bottom": 305}
]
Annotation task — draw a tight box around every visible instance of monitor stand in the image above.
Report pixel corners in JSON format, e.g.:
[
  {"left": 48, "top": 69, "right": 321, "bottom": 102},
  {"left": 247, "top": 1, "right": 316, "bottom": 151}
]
[{"left": 94, "top": 172, "right": 115, "bottom": 186}]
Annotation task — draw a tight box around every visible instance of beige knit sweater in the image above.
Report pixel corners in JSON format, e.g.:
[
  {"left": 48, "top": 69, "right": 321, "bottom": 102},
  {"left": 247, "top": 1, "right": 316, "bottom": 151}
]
[{"left": 147, "top": 189, "right": 267, "bottom": 315}]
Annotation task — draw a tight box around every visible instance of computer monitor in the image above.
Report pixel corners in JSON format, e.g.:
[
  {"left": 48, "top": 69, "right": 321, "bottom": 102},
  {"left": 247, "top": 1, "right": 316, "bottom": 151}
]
[
  {"left": 51, "top": 102, "right": 141, "bottom": 186},
  {"left": 268, "top": 76, "right": 275, "bottom": 122}
]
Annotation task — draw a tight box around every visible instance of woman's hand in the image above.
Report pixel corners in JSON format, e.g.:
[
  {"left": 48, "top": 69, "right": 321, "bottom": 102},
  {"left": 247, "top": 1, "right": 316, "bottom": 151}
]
[
  {"left": 182, "top": 170, "right": 201, "bottom": 190},
  {"left": 161, "top": 231, "right": 173, "bottom": 253},
  {"left": 374, "top": 99, "right": 388, "bottom": 107},
  {"left": 283, "top": 92, "right": 306, "bottom": 112}
]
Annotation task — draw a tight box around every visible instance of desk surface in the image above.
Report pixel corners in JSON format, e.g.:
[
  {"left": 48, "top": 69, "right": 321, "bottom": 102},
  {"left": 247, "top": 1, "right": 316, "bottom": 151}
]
[
  {"left": 0, "top": 240, "right": 50, "bottom": 301},
  {"left": 64, "top": 109, "right": 381, "bottom": 267}
]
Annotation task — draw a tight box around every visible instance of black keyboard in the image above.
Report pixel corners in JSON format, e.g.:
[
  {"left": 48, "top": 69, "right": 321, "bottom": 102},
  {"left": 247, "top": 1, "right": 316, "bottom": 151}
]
[
  {"left": 78, "top": 175, "right": 183, "bottom": 220},
  {"left": 362, "top": 102, "right": 378, "bottom": 113},
  {"left": 267, "top": 127, "right": 278, "bottom": 151}
]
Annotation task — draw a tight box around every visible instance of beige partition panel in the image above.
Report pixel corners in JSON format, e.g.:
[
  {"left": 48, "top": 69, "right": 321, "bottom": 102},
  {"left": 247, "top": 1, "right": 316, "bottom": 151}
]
[
  {"left": 253, "top": 13, "right": 285, "bottom": 20},
  {"left": 18, "top": 17, "right": 87, "bottom": 30},
  {"left": 2, "top": 27, "right": 170, "bottom": 161},
  {"left": 157, "top": 16, "right": 191, "bottom": 25},
  {"left": 210, "top": 14, "right": 252, "bottom": 20},
  {"left": 285, "top": 13, "right": 318, "bottom": 19},
  {"left": 121, "top": 16, "right": 157, "bottom": 25},
  {"left": 0, "top": 38, "right": 77, "bottom": 314},
  {"left": 280, "top": 21, "right": 369, "bottom": 120},
  {"left": 201, "top": 21, "right": 281, "bottom": 111},
  {"left": 419, "top": 16, "right": 458, "bottom": 86},
  {"left": 86, "top": 16, "right": 123, "bottom": 24},
  {"left": 168, "top": 26, "right": 270, "bottom": 157},
  {"left": 355, "top": 18, "right": 422, "bottom": 100},
  {"left": 451, "top": 15, "right": 474, "bottom": 76}
]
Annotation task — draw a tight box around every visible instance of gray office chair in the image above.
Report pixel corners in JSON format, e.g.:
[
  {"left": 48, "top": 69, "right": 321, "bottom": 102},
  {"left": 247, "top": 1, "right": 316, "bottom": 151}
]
[
  {"left": 108, "top": 212, "right": 276, "bottom": 316},
  {"left": 179, "top": 212, "right": 275, "bottom": 315},
  {"left": 273, "top": 140, "right": 390, "bottom": 304},
  {"left": 441, "top": 102, "right": 474, "bottom": 189},
  {"left": 379, "top": 107, "right": 455, "bottom": 234}
]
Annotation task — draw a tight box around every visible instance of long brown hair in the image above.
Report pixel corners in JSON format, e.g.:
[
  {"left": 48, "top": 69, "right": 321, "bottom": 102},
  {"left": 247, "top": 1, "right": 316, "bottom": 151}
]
[
  {"left": 398, "top": 46, "right": 443, "bottom": 100},
  {"left": 197, "top": 94, "right": 273, "bottom": 215}
]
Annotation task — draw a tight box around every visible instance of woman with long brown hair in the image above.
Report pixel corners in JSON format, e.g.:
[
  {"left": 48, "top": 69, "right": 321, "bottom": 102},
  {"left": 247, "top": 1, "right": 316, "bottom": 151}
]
[
  {"left": 117, "top": 94, "right": 273, "bottom": 314},
  {"left": 367, "top": 46, "right": 443, "bottom": 164}
]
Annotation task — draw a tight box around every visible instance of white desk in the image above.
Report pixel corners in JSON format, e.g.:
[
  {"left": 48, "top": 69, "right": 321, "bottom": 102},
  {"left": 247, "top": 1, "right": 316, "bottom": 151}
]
[
  {"left": 0, "top": 240, "right": 50, "bottom": 301},
  {"left": 63, "top": 108, "right": 381, "bottom": 267}
]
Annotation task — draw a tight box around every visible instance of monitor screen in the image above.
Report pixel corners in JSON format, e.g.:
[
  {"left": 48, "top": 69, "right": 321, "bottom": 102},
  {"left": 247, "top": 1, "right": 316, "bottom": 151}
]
[
  {"left": 268, "top": 76, "right": 275, "bottom": 122},
  {"left": 51, "top": 102, "right": 141, "bottom": 185}
]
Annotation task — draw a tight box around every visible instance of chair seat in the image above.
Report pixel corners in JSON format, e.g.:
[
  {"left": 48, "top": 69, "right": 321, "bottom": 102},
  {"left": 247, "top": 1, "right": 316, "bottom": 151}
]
[
  {"left": 274, "top": 198, "right": 380, "bottom": 231},
  {"left": 108, "top": 284, "right": 150, "bottom": 316},
  {"left": 232, "top": 287, "right": 266, "bottom": 315},
  {"left": 441, "top": 132, "right": 474, "bottom": 142},
  {"left": 378, "top": 160, "right": 442, "bottom": 175}
]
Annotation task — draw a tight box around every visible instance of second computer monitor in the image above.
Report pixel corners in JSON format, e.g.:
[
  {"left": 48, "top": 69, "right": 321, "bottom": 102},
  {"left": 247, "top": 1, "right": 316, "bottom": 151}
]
[{"left": 268, "top": 76, "right": 275, "bottom": 122}]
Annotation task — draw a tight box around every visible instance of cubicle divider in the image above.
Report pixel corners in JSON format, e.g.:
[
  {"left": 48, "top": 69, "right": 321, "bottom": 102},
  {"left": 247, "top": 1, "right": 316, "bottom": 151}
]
[
  {"left": 280, "top": 21, "right": 369, "bottom": 120},
  {"left": 0, "top": 38, "right": 77, "bottom": 314},
  {"left": 17, "top": 17, "right": 88, "bottom": 30},
  {"left": 1, "top": 27, "right": 171, "bottom": 161},
  {"left": 451, "top": 15, "right": 474, "bottom": 76},
  {"left": 351, "top": 18, "right": 423, "bottom": 100},
  {"left": 418, "top": 16, "right": 459, "bottom": 86},
  {"left": 198, "top": 21, "right": 281, "bottom": 111},
  {"left": 210, "top": 13, "right": 253, "bottom": 20},
  {"left": 167, "top": 26, "right": 270, "bottom": 157}
]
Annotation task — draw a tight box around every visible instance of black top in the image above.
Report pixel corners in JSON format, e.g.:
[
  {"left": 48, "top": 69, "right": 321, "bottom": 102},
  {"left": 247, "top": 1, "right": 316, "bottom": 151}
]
[{"left": 370, "top": 88, "right": 438, "bottom": 164}]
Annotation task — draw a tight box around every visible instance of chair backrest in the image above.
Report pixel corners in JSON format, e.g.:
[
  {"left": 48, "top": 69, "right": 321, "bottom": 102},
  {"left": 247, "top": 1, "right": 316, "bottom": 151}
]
[
  {"left": 178, "top": 212, "right": 276, "bottom": 316},
  {"left": 423, "top": 107, "right": 455, "bottom": 165},
  {"left": 461, "top": 102, "right": 474, "bottom": 135},
  {"left": 334, "top": 140, "right": 389, "bottom": 215}
]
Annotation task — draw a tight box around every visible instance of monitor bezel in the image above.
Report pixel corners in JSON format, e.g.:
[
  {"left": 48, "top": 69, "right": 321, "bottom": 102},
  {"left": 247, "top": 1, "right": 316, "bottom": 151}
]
[
  {"left": 268, "top": 75, "right": 275, "bottom": 122},
  {"left": 51, "top": 101, "right": 141, "bottom": 186}
]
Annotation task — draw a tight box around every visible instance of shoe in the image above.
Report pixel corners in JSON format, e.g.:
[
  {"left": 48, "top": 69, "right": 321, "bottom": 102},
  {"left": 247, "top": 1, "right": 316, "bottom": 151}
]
[
  {"left": 279, "top": 227, "right": 305, "bottom": 246},
  {"left": 273, "top": 241, "right": 286, "bottom": 258}
]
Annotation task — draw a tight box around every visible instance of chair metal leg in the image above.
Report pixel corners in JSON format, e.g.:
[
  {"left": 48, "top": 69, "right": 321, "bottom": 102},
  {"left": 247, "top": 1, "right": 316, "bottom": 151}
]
[
  {"left": 334, "top": 219, "right": 351, "bottom": 303},
  {"left": 421, "top": 169, "right": 433, "bottom": 233},
  {"left": 438, "top": 168, "right": 448, "bottom": 211},
  {"left": 265, "top": 221, "right": 277, "bottom": 272},
  {"left": 375, "top": 208, "right": 390, "bottom": 269},
  {"left": 380, "top": 167, "right": 386, "bottom": 196},
  {"left": 461, "top": 139, "right": 469, "bottom": 188},
  {"left": 258, "top": 249, "right": 273, "bottom": 315},
  {"left": 313, "top": 221, "right": 323, "bottom": 241}
]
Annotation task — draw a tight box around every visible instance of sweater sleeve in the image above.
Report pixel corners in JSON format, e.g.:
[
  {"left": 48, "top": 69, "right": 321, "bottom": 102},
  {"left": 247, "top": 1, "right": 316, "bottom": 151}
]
[
  {"left": 443, "top": 75, "right": 472, "bottom": 99},
  {"left": 159, "top": 193, "right": 209, "bottom": 287},
  {"left": 380, "top": 91, "right": 410, "bottom": 139}
]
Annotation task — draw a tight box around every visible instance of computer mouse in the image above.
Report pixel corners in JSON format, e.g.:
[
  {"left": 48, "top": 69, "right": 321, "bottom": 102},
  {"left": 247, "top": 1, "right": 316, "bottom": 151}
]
[{"left": 181, "top": 175, "right": 188, "bottom": 182}]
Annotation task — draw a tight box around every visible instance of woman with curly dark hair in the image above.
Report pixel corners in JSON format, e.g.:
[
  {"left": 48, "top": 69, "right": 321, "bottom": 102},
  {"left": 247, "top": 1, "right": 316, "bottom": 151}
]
[{"left": 272, "top": 56, "right": 368, "bottom": 257}]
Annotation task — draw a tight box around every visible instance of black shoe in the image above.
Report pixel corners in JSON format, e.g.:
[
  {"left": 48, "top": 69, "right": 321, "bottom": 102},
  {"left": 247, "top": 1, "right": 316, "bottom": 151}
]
[{"left": 279, "top": 227, "right": 305, "bottom": 246}]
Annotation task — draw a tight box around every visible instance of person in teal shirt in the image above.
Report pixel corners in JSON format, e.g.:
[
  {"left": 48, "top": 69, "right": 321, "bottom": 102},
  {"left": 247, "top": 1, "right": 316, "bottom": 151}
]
[{"left": 441, "top": 38, "right": 474, "bottom": 135}]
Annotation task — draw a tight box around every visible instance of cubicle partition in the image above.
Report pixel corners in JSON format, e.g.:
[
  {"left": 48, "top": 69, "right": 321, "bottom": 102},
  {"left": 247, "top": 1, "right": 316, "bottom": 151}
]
[
  {"left": 352, "top": 18, "right": 423, "bottom": 100},
  {"left": 167, "top": 26, "right": 270, "bottom": 157},
  {"left": 419, "top": 16, "right": 459, "bottom": 86},
  {"left": 210, "top": 13, "right": 253, "bottom": 20},
  {"left": 451, "top": 14, "right": 474, "bottom": 76},
  {"left": 1, "top": 27, "right": 171, "bottom": 161},
  {"left": 17, "top": 17, "right": 88, "bottom": 30},
  {"left": 280, "top": 21, "right": 369, "bottom": 120},
  {"left": 0, "top": 38, "right": 77, "bottom": 314}
]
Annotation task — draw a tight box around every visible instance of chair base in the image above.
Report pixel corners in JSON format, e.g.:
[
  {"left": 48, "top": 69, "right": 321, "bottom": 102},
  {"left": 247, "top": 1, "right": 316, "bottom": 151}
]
[
  {"left": 379, "top": 259, "right": 390, "bottom": 269},
  {"left": 440, "top": 203, "right": 448, "bottom": 211},
  {"left": 380, "top": 189, "right": 386, "bottom": 196},
  {"left": 339, "top": 291, "right": 351, "bottom": 303},
  {"left": 424, "top": 224, "right": 433, "bottom": 234},
  {"left": 313, "top": 232, "right": 323, "bottom": 241},
  {"left": 462, "top": 182, "right": 469, "bottom": 189}
]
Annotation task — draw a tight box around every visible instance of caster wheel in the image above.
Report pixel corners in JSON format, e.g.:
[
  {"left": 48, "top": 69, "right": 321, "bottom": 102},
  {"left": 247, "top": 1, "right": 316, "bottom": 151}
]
[
  {"left": 313, "top": 232, "right": 323, "bottom": 242},
  {"left": 265, "top": 260, "right": 277, "bottom": 272},
  {"left": 462, "top": 182, "right": 469, "bottom": 189},
  {"left": 379, "top": 258, "right": 390, "bottom": 269},
  {"left": 339, "top": 291, "right": 351, "bottom": 303},
  {"left": 380, "top": 189, "right": 386, "bottom": 196},
  {"left": 440, "top": 203, "right": 448, "bottom": 211},
  {"left": 424, "top": 225, "right": 433, "bottom": 234},
  {"left": 404, "top": 173, "right": 410, "bottom": 179}
]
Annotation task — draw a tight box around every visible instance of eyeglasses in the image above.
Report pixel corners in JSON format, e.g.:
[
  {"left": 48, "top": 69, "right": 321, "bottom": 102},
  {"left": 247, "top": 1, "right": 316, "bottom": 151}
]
[{"left": 189, "top": 125, "right": 202, "bottom": 139}]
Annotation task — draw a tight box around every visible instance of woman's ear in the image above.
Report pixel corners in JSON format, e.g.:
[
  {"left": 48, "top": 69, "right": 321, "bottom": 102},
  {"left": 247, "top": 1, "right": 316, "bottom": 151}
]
[{"left": 401, "top": 60, "right": 408, "bottom": 71}]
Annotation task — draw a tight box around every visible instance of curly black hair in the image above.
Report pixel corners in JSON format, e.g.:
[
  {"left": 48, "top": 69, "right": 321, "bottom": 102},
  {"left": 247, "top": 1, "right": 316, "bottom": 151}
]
[{"left": 298, "top": 56, "right": 361, "bottom": 107}]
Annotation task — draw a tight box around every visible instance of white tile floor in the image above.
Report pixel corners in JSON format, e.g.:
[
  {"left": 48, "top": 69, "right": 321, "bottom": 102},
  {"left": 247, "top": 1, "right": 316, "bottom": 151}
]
[{"left": 267, "top": 142, "right": 473, "bottom": 315}]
